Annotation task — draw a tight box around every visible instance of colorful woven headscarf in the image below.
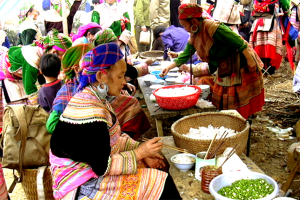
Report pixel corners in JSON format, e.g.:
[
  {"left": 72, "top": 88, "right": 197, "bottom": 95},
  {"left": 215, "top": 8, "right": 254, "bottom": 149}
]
[
  {"left": 51, "top": 0, "right": 71, "bottom": 16},
  {"left": 18, "top": 1, "right": 34, "bottom": 23},
  {"left": 81, "top": 42, "right": 124, "bottom": 76},
  {"left": 34, "top": 29, "right": 72, "bottom": 52},
  {"left": 72, "top": 23, "right": 102, "bottom": 42},
  {"left": 92, "top": 28, "right": 118, "bottom": 47},
  {"left": 61, "top": 43, "right": 93, "bottom": 80},
  {"left": 178, "top": 3, "right": 203, "bottom": 20}
]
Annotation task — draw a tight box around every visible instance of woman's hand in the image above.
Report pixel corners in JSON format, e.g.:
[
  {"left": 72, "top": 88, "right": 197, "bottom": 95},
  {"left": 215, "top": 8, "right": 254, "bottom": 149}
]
[
  {"left": 145, "top": 58, "right": 154, "bottom": 66},
  {"left": 161, "top": 62, "right": 177, "bottom": 76},
  {"left": 179, "top": 64, "right": 190, "bottom": 72},
  {"left": 144, "top": 153, "right": 166, "bottom": 169},
  {"left": 167, "top": 51, "right": 178, "bottom": 58},
  {"left": 134, "top": 137, "right": 163, "bottom": 160},
  {"left": 126, "top": 83, "right": 136, "bottom": 96}
]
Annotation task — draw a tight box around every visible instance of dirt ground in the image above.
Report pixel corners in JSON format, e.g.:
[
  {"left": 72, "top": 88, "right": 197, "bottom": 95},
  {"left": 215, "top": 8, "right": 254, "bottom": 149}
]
[
  {"left": 3, "top": 60, "right": 300, "bottom": 199},
  {"left": 140, "top": 60, "right": 300, "bottom": 199}
]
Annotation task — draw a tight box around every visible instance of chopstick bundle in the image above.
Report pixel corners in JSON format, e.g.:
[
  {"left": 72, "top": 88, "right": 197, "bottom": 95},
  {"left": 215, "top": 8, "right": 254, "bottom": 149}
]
[
  {"left": 218, "top": 144, "right": 239, "bottom": 168},
  {"left": 204, "top": 132, "right": 217, "bottom": 159},
  {"left": 206, "top": 131, "right": 229, "bottom": 159},
  {"left": 141, "top": 137, "right": 189, "bottom": 153}
]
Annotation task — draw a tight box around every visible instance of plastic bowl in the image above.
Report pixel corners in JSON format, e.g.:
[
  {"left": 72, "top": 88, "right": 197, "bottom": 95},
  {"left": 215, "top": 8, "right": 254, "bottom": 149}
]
[
  {"left": 150, "top": 79, "right": 165, "bottom": 85},
  {"left": 170, "top": 153, "right": 196, "bottom": 172},
  {"left": 151, "top": 70, "right": 168, "bottom": 80},
  {"left": 209, "top": 172, "right": 279, "bottom": 200}
]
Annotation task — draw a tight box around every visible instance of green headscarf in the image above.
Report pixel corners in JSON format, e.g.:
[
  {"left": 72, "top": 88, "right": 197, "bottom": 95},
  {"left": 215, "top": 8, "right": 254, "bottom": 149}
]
[
  {"left": 33, "top": 29, "right": 72, "bottom": 52},
  {"left": 18, "top": 1, "right": 34, "bottom": 24},
  {"left": 61, "top": 43, "right": 93, "bottom": 80},
  {"left": 92, "top": 28, "right": 118, "bottom": 47}
]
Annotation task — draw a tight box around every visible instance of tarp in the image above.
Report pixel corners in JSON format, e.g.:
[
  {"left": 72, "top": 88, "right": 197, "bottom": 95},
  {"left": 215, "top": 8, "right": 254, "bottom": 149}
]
[{"left": 0, "top": 0, "right": 42, "bottom": 22}]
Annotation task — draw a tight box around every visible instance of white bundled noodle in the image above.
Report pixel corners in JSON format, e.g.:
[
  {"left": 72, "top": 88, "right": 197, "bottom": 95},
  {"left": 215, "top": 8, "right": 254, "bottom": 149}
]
[
  {"left": 172, "top": 154, "right": 196, "bottom": 164},
  {"left": 184, "top": 125, "right": 237, "bottom": 139},
  {"left": 156, "top": 86, "right": 197, "bottom": 97}
]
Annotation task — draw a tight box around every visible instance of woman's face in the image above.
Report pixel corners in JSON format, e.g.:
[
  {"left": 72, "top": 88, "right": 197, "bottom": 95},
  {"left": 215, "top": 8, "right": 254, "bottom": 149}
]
[
  {"left": 106, "top": 0, "right": 116, "bottom": 4},
  {"left": 48, "top": 48, "right": 65, "bottom": 60},
  {"left": 28, "top": 6, "right": 39, "bottom": 20},
  {"left": 105, "top": 58, "right": 127, "bottom": 96},
  {"left": 179, "top": 19, "right": 192, "bottom": 33}
]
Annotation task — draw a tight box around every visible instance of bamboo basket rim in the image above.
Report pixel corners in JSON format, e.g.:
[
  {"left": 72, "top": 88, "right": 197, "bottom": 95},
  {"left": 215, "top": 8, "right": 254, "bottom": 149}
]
[{"left": 171, "top": 112, "right": 250, "bottom": 142}]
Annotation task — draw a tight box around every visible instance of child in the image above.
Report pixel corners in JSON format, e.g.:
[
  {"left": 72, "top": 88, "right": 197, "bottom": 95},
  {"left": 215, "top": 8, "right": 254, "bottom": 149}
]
[{"left": 38, "top": 53, "right": 63, "bottom": 113}]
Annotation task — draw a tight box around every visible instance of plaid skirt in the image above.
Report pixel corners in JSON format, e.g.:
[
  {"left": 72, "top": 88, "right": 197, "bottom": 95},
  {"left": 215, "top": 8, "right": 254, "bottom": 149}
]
[
  {"left": 249, "top": 18, "right": 283, "bottom": 69},
  {"left": 0, "top": 163, "right": 9, "bottom": 200},
  {"left": 212, "top": 68, "right": 264, "bottom": 119}
]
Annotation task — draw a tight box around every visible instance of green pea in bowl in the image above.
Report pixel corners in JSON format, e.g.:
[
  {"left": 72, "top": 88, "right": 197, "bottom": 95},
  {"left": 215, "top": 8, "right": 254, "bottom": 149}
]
[{"left": 209, "top": 172, "right": 278, "bottom": 200}]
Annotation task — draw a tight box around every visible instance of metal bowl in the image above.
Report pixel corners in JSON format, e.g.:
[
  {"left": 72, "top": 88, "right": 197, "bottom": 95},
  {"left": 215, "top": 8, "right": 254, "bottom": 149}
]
[{"left": 139, "top": 51, "right": 164, "bottom": 60}]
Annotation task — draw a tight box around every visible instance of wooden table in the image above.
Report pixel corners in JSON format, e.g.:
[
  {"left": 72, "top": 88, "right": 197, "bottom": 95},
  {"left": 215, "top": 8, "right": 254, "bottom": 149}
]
[
  {"left": 160, "top": 136, "right": 264, "bottom": 200},
  {"left": 137, "top": 77, "right": 216, "bottom": 137}
]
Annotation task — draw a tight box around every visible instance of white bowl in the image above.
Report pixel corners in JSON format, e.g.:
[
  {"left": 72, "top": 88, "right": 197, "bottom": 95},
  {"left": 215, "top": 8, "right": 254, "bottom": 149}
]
[
  {"left": 150, "top": 85, "right": 164, "bottom": 91},
  {"left": 165, "top": 78, "right": 177, "bottom": 85},
  {"left": 169, "top": 67, "right": 179, "bottom": 72},
  {"left": 209, "top": 172, "right": 279, "bottom": 200},
  {"left": 144, "top": 80, "right": 151, "bottom": 86},
  {"left": 167, "top": 72, "right": 181, "bottom": 77},
  {"left": 150, "top": 79, "right": 165, "bottom": 85},
  {"left": 170, "top": 153, "right": 196, "bottom": 172}
]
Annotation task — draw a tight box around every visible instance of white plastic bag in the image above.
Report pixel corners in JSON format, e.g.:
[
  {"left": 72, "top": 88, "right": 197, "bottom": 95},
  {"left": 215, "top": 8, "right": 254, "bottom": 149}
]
[{"left": 139, "top": 31, "right": 150, "bottom": 45}]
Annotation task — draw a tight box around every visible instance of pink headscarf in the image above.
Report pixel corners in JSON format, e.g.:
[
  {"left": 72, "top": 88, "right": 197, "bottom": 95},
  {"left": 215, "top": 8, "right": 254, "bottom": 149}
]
[
  {"left": 72, "top": 23, "right": 102, "bottom": 42},
  {"left": 99, "top": 0, "right": 121, "bottom": 3}
]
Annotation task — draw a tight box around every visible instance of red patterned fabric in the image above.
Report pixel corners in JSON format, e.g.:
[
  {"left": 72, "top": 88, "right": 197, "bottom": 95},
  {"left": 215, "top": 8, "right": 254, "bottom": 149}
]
[{"left": 178, "top": 3, "right": 203, "bottom": 20}]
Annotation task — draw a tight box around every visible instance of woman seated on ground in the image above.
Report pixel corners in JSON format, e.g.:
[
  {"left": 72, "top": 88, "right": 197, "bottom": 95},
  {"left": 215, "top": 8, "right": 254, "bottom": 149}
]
[
  {"left": 47, "top": 41, "right": 150, "bottom": 139},
  {"left": 162, "top": 4, "right": 265, "bottom": 119},
  {"left": 50, "top": 43, "right": 181, "bottom": 199}
]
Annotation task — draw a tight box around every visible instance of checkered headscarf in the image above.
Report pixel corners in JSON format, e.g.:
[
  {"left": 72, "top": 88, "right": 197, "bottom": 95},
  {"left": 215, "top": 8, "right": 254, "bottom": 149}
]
[
  {"left": 81, "top": 42, "right": 124, "bottom": 76},
  {"left": 92, "top": 28, "right": 118, "bottom": 47},
  {"left": 34, "top": 29, "right": 72, "bottom": 52},
  {"left": 62, "top": 43, "right": 93, "bottom": 80},
  {"left": 178, "top": 3, "right": 203, "bottom": 20},
  {"left": 18, "top": 1, "right": 34, "bottom": 23}
]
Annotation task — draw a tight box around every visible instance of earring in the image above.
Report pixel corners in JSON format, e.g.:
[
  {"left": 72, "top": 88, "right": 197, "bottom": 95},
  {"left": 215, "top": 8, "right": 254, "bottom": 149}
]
[
  {"left": 97, "top": 82, "right": 109, "bottom": 99},
  {"left": 191, "top": 25, "right": 199, "bottom": 34}
]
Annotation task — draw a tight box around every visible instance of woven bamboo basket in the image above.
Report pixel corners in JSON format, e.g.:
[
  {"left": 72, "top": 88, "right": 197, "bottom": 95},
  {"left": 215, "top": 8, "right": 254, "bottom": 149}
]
[
  {"left": 21, "top": 167, "right": 54, "bottom": 200},
  {"left": 171, "top": 112, "right": 250, "bottom": 155},
  {"left": 139, "top": 51, "right": 164, "bottom": 60}
]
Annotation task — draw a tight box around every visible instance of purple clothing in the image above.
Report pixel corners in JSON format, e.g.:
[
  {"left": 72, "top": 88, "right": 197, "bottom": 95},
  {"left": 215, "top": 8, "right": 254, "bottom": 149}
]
[
  {"left": 161, "top": 25, "right": 190, "bottom": 60},
  {"left": 38, "top": 79, "right": 64, "bottom": 113}
]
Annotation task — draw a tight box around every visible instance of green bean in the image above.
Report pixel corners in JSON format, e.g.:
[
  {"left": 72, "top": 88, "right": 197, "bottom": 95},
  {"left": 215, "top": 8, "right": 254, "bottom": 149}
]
[{"left": 218, "top": 178, "right": 274, "bottom": 200}]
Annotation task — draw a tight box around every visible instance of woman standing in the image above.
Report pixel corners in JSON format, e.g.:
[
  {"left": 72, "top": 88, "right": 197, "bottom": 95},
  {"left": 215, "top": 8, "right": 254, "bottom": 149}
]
[
  {"left": 44, "top": 0, "right": 82, "bottom": 35},
  {"left": 162, "top": 4, "right": 265, "bottom": 119},
  {"left": 50, "top": 43, "right": 180, "bottom": 199},
  {"left": 91, "top": 0, "right": 131, "bottom": 43},
  {"left": 18, "top": 1, "right": 42, "bottom": 45}
]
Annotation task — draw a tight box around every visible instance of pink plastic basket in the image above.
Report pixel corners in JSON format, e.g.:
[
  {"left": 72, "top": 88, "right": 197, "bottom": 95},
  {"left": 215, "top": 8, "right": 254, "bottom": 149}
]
[{"left": 153, "top": 85, "right": 201, "bottom": 110}]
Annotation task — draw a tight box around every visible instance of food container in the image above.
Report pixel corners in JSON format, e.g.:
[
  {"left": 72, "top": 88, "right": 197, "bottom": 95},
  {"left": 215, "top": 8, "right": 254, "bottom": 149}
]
[
  {"left": 153, "top": 85, "right": 201, "bottom": 110},
  {"left": 165, "top": 78, "right": 177, "bottom": 85},
  {"left": 196, "top": 85, "right": 210, "bottom": 100},
  {"left": 143, "top": 75, "right": 157, "bottom": 86},
  {"left": 195, "top": 151, "right": 216, "bottom": 181},
  {"left": 150, "top": 85, "right": 164, "bottom": 91},
  {"left": 170, "top": 153, "right": 197, "bottom": 172},
  {"left": 150, "top": 79, "right": 165, "bottom": 85},
  {"left": 167, "top": 72, "right": 181, "bottom": 77},
  {"left": 209, "top": 172, "right": 279, "bottom": 200},
  {"left": 171, "top": 112, "right": 250, "bottom": 155},
  {"left": 202, "top": 165, "right": 222, "bottom": 194},
  {"left": 150, "top": 70, "right": 168, "bottom": 80},
  {"left": 139, "top": 50, "right": 164, "bottom": 60}
]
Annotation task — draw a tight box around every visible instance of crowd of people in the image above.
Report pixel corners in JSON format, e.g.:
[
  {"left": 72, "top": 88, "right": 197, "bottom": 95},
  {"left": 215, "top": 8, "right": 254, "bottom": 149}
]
[{"left": 0, "top": 0, "right": 299, "bottom": 199}]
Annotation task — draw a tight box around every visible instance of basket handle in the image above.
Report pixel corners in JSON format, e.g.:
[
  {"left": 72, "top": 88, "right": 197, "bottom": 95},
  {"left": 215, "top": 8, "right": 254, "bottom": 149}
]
[{"left": 37, "top": 166, "right": 47, "bottom": 200}]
